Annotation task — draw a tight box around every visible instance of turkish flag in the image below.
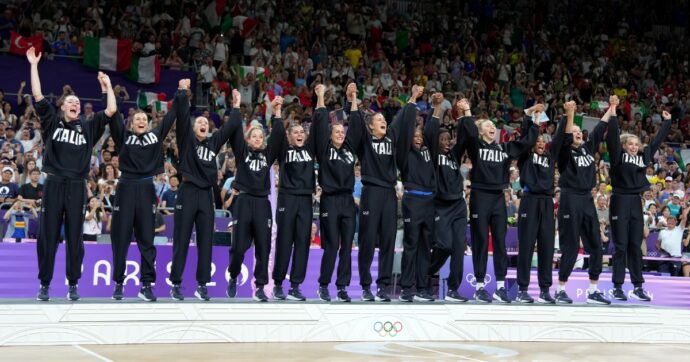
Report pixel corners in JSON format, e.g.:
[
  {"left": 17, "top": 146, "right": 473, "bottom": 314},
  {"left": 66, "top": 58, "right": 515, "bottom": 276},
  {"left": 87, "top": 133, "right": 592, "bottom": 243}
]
[{"left": 9, "top": 31, "right": 43, "bottom": 56}]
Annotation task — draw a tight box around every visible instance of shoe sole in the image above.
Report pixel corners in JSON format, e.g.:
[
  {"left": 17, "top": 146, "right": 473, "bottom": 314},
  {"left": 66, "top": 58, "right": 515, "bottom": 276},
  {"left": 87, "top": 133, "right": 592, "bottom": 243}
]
[
  {"left": 492, "top": 294, "right": 511, "bottom": 304},
  {"left": 473, "top": 296, "right": 492, "bottom": 303},
  {"left": 67, "top": 293, "right": 80, "bottom": 301},
  {"left": 556, "top": 299, "right": 573, "bottom": 304},
  {"left": 170, "top": 294, "right": 184, "bottom": 301},
  {"left": 444, "top": 296, "right": 468, "bottom": 303},
  {"left": 398, "top": 296, "right": 413, "bottom": 302},
  {"left": 273, "top": 296, "right": 286, "bottom": 300},
  {"left": 36, "top": 297, "right": 49, "bottom": 301},
  {"left": 517, "top": 299, "right": 534, "bottom": 304},
  {"left": 537, "top": 298, "right": 556, "bottom": 304},
  {"left": 137, "top": 292, "right": 156, "bottom": 302},
  {"left": 336, "top": 297, "right": 351, "bottom": 302},
  {"left": 608, "top": 291, "right": 628, "bottom": 301},
  {"left": 361, "top": 296, "right": 375, "bottom": 302},
  {"left": 253, "top": 295, "right": 268, "bottom": 302},
  {"left": 194, "top": 291, "right": 210, "bottom": 301},
  {"left": 375, "top": 297, "right": 391, "bottom": 302},
  {"left": 413, "top": 296, "right": 434, "bottom": 302},
  {"left": 287, "top": 295, "right": 306, "bottom": 301},
  {"left": 629, "top": 294, "right": 651, "bottom": 302},
  {"left": 587, "top": 299, "right": 611, "bottom": 305}
]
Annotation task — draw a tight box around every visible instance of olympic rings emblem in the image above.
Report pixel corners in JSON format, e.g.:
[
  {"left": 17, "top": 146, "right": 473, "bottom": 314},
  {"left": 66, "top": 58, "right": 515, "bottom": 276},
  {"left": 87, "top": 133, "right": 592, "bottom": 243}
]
[
  {"left": 466, "top": 273, "right": 492, "bottom": 287},
  {"left": 373, "top": 321, "right": 403, "bottom": 337}
]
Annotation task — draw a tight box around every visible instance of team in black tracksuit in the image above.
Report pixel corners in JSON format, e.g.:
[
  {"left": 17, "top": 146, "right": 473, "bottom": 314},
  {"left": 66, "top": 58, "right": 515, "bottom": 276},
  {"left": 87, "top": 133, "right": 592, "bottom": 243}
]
[
  {"left": 227, "top": 100, "right": 285, "bottom": 302},
  {"left": 30, "top": 49, "right": 116, "bottom": 301},
  {"left": 426, "top": 103, "right": 469, "bottom": 302},
  {"left": 515, "top": 112, "right": 564, "bottom": 303},
  {"left": 396, "top": 90, "right": 436, "bottom": 302},
  {"left": 462, "top": 109, "right": 539, "bottom": 303},
  {"left": 607, "top": 108, "right": 671, "bottom": 301},
  {"left": 169, "top": 91, "right": 236, "bottom": 301},
  {"left": 314, "top": 88, "right": 361, "bottom": 302},
  {"left": 109, "top": 84, "right": 186, "bottom": 301},
  {"left": 272, "top": 117, "right": 316, "bottom": 300},
  {"left": 556, "top": 104, "right": 610, "bottom": 304},
  {"left": 351, "top": 99, "right": 407, "bottom": 301}
]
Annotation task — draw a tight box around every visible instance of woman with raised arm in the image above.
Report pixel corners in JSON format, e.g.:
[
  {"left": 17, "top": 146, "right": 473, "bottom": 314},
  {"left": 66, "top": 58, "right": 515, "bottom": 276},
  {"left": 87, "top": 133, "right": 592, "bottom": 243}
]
[
  {"left": 555, "top": 99, "right": 613, "bottom": 305},
  {"left": 351, "top": 84, "right": 417, "bottom": 302},
  {"left": 427, "top": 94, "right": 470, "bottom": 302},
  {"left": 606, "top": 96, "right": 672, "bottom": 302},
  {"left": 109, "top": 78, "right": 190, "bottom": 302},
  {"left": 226, "top": 97, "right": 286, "bottom": 302},
  {"left": 314, "top": 83, "right": 360, "bottom": 302},
  {"left": 460, "top": 98, "right": 539, "bottom": 304},
  {"left": 396, "top": 85, "right": 436, "bottom": 303},
  {"left": 168, "top": 89, "right": 239, "bottom": 301},
  {"left": 515, "top": 103, "right": 561, "bottom": 304},
  {"left": 27, "top": 46, "right": 117, "bottom": 302},
  {"left": 271, "top": 93, "right": 317, "bottom": 302}
]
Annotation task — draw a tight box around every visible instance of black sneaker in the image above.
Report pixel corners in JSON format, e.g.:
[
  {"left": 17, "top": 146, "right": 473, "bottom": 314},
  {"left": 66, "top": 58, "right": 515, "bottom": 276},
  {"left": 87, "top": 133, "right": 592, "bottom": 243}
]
[
  {"left": 537, "top": 290, "right": 556, "bottom": 304},
  {"left": 273, "top": 286, "right": 286, "bottom": 300},
  {"left": 587, "top": 290, "right": 611, "bottom": 305},
  {"left": 516, "top": 291, "right": 534, "bottom": 304},
  {"left": 445, "top": 289, "right": 468, "bottom": 303},
  {"left": 493, "top": 287, "right": 511, "bottom": 304},
  {"left": 609, "top": 288, "right": 628, "bottom": 301},
  {"left": 375, "top": 287, "right": 391, "bottom": 302},
  {"left": 630, "top": 287, "right": 651, "bottom": 302},
  {"left": 253, "top": 287, "right": 268, "bottom": 302},
  {"left": 112, "top": 284, "right": 124, "bottom": 300},
  {"left": 194, "top": 285, "right": 211, "bottom": 301},
  {"left": 287, "top": 287, "right": 306, "bottom": 301},
  {"left": 336, "top": 288, "right": 351, "bottom": 302},
  {"left": 170, "top": 284, "right": 184, "bottom": 301},
  {"left": 226, "top": 278, "right": 237, "bottom": 298},
  {"left": 473, "top": 287, "right": 492, "bottom": 303},
  {"left": 399, "top": 288, "right": 413, "bottom": 302},
  {"left": 361, "top": 287, "right": 375, "bottom": 302},
  {"left": 138, "top": 285, "right": 157, "bottom": 302},
  {"left": 318, "top": 286, "right": 331, "bottom": 301},
  {"left": 37, "top": 285, "right": 49, "bottom": 302},
  {"left": 555, "top": 290, "right": 573, "bottom": 304},
  {"left": 68, "top": 285, "right": 80, "bottom": 301},
  {"left": 414, "top": 290, "right": 435, "bottom": 302}
]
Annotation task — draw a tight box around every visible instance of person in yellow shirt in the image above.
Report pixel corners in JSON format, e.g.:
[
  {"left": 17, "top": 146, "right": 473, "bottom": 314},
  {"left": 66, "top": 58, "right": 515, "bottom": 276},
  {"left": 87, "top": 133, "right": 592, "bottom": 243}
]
[{"left": 344, "top": 47, "right": 363, "bottom": 68}]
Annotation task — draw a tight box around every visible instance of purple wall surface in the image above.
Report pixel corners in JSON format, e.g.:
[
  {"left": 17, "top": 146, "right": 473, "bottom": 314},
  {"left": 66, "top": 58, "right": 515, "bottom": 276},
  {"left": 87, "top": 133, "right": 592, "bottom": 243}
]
[{"left": 1, "top": 242, "right": 689, "bottom": 308}]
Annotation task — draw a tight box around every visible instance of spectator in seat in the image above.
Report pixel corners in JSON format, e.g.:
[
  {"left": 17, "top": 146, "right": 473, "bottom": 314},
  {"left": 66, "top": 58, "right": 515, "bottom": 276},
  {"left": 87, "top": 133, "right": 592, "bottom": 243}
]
[{"left": 656, "top": 207, "right": 689, "bottom": 275}]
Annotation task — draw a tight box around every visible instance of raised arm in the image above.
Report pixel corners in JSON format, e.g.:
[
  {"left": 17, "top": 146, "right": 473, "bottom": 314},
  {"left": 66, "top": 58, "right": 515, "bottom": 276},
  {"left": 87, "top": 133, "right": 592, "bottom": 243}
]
[
  {"left": 550, "top": 102, "right": 571, "bottom": 158},
  {"left": 344, "top": 83, "right": 364, "bottom": 151},
  {"left": 506, "top": 115, "right": 539, "bottom": 158},
  {"left": 587, "top": 96, "right": 615, "bottom": 152},
  {"left": 213, "top": 89, "right": 243, "bottom": 152},
  {"left": 313, "top": 84, "right": 329, "bottom": 159},
  {"left": 27, "top": 47, "right": 44, "bottom": 102},
  {"left": 393, "top": 85, "right": 423, "bottom": 168},
  {"left": 267, "top": 97, "right": 286, "bottom": 165},
  {"left": 646, "top": 110, "right": 673, "bottom": 161},
  {"left": 425, "top": 92, "right": 444, "bottom": 162},
  {"left": 156, "top": 79, "right": 190, "bottom": 139},
  {"left": 175, "top": 88, "right": 192, "bottom": 154},
  {"left": 457, "top": 98, "right": 478, "bottom": 157},
  {"left": 100, "top": 72, "right": 117, "bottom": 118},
  {"left": 680, "top": 206, "right": 690, "bottom": 229}
]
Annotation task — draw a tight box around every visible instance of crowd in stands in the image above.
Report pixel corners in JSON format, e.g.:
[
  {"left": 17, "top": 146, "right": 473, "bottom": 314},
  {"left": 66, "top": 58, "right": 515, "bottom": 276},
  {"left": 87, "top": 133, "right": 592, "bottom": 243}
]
[{"left": 0, "top": 0, "right": 689, "bottom": 276}]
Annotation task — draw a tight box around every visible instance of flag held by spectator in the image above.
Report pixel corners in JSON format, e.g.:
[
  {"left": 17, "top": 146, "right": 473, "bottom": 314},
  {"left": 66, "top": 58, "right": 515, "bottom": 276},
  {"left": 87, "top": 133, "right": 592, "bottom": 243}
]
[
  {"left": 128, "top": 55, "right": 161, "bottom": 84},
  {"left": 239, "top": 65, "right": 267, "bottom": 81},
  {"left": 9, "top": 32, "right": 43, "bottom": 56},
  {"left": 83, "top": 37, "right": 132, "bottom": 72},
  {"left": 137, "top": 91, "right": 170, "bottom": 112},
  {"left": 204, "top": 0, "right": 227, "bottom": 27},
  {"left": 233, "top": 15, "right": 258, "bottom": 38}
]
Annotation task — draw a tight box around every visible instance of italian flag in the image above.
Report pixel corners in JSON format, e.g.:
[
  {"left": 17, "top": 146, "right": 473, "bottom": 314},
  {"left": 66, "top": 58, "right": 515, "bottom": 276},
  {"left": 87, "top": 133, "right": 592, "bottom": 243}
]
[
  {"left": 239, "top": 65, "right": 268, "bottom": 81},
  {"left": 83, "top": 37, "right": 132, "bottom": 72},
  {"left": 137, "top": 91, "right": 170, "bottom": 112},
  {"left": 128, "top": 55, "right": 161, "bottom": 84}
]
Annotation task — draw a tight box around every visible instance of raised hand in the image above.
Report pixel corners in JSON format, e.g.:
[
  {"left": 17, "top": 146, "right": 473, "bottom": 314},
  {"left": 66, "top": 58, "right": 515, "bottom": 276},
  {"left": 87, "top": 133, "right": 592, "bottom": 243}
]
[
  {"left": 271, "top": 96, "right": 284, "bottom": 118},
  {"left": 26, "top": 47, "right": 41, "bottom": 65},
  {"left": 315, "top": 84, "right": 325, "bottom": 98},
  {"left": 431, "top": 92, "right": 444, "bottom": 107},
  {"left": 662, "top": 110, "right": 672, "bottom": 120},
  {"left": 98, "top": 71, "right": 112, "bottom": 89},
  {"left": 346, "top": 83, "right": 357, "bottom": 102},
  {"left": 178, "top": 78, "right": 191, "bottom": 90},
  {"left": 564, "top": 100, "right": 576, "bottom": 113},
  {"left": 457, "top": 98, "right": 471, "bottom": 114},
  {"left": 609, "top": 95, "right": 620, "bottom": 107},
  {"left": 232, "top": 89, "right": 241, "bottom": 108},
  {"left": 410, "top": 85, "right": 424, "bottom": 101}
]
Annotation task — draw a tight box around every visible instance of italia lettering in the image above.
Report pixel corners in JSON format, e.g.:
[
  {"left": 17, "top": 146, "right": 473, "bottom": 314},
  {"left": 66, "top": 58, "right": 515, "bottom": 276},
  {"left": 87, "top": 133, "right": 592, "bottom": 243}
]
[
  {"left": 438, "top": 154, "right": 458, "bottom": 170},
  {"left": 372, "top": 141, "right": 392, "bottom": 155},
  {"left": 420, "top": 149, "right": 431, "bottom": 163},
  {"left": 574, "top": 154, "right": 595, "bottom": 167},
  {"left": 622, "top": 153, "right": 645, "bottom": 168},
  {"left": 286, "top": 149, "right": 313, "bottom": 163},
  {"left": 532, "top": 154, "right": 549, "bottom": 168},
  {"left": 245, "top": 153, "right": 268, "bottom": 172},
  {"left": 52, "top": 128, "right": 86, "bottom": 146},
  {"left": 196, "top": 146, "right": 217, "bottom": 162},
  {"left": 479, "top": 148, "right": 508, "bottom": 163},
  {"left": 329, "top": 148, "right": 354, "bottom": 164},
  {"left": 125, "top": 132, "right": 158, "bottom": 146}
]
